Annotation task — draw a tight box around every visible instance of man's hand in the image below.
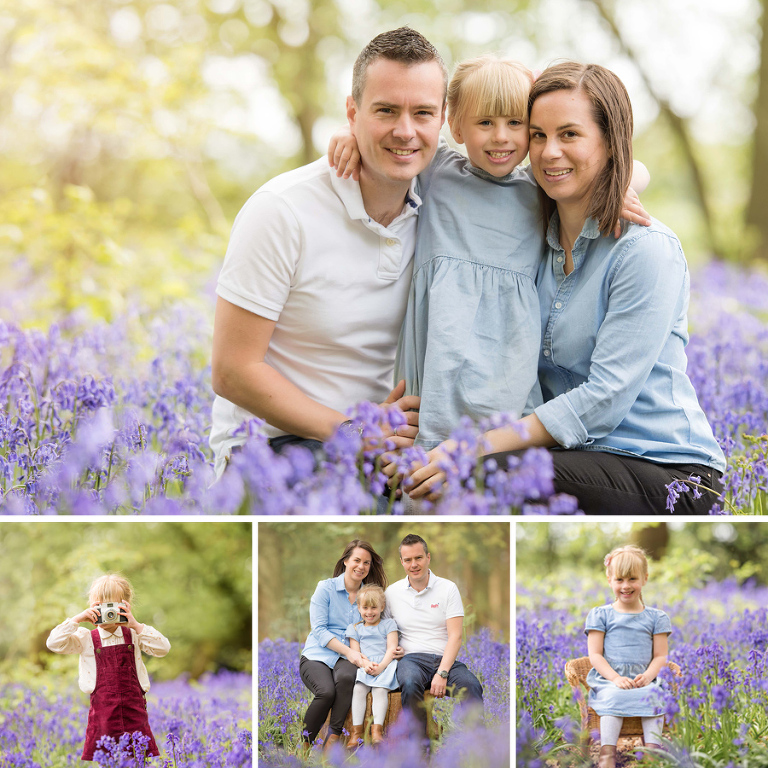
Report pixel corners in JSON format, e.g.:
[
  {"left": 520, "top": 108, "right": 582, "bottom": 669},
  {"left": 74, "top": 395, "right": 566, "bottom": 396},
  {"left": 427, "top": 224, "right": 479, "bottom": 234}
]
[
  {"left": 392, "top": 645, "right": 405, "bottom": 660},
  {"left": 430, "top": 673, "right": 448, "bottom": 697},
  {"left": 614, "top": 187, "right": 651, "bottom": 237},
  {"left": 379, "top": 380, "right": 420, "bottom": 449}
]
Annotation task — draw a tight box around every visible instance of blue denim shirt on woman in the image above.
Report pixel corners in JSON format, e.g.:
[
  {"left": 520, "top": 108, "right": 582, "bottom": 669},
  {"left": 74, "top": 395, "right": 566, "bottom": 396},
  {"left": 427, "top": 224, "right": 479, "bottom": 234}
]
[
  {"left": 301, "top": 573, "right": 361, "bottom": 669},
  {"left": 533, "top": 213, "right": 726, "bottom": 473}
]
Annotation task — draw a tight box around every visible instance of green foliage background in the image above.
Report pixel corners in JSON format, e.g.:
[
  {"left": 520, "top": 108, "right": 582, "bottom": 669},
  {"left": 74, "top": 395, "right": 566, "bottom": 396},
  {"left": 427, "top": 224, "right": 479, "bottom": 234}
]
[
  {"left": 516, "top": 521, "right": 768, "bottom": 589},
  {"left": 1, "top": 0, "right": 763, "bottom": 330},
  {"left": 0, "top": 521, "right": 252, "bottom": 682},
  {"left": 258, "top": 521, "right": 510, "bottom": 643}
]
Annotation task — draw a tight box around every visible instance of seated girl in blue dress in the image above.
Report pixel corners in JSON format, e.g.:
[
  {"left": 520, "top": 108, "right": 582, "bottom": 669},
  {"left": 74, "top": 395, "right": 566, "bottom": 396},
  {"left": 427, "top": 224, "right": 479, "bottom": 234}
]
[
  {"left": 586, "top": 545, "right": 672, "bottom": 767},
  {"left": 345, "top": 584, "right": 399, "bottom": 748}
]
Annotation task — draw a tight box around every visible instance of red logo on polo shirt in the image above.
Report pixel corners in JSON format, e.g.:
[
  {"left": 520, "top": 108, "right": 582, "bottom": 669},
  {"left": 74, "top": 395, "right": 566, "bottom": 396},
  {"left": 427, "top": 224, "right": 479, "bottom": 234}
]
[{"left": 431, "top": 603, "right": 439, "bottom": 608}]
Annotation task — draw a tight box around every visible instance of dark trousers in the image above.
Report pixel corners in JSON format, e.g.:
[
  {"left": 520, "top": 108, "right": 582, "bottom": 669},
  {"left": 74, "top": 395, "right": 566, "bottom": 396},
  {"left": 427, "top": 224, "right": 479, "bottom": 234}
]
[
  {"left": 396, "top": 654, "right": 483, "bottom": 727},
  {"left": 269, "top": 435, "right": 324, "bottom": 455},
  {"left": 486, "top": 448, "right": 723, "bottom": 514},
  {"left": 299, "top": 656, "right": 357, "bottom": 743}
]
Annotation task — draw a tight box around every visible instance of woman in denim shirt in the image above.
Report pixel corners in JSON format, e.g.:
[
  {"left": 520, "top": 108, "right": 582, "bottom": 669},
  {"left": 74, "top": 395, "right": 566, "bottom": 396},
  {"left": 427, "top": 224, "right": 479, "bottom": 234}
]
[
  {"left": 300, "top": 539, "right": 389, "bottom": 752},
  {"left": 406, "top": 62, "right": 725, "bottom": 514}
]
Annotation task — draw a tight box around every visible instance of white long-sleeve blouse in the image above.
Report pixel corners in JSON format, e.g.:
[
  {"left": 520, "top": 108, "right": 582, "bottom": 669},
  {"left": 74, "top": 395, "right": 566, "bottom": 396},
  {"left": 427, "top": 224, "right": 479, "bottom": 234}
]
[{"left": 47, "top": 618, "right": 171, "bottom": 693}]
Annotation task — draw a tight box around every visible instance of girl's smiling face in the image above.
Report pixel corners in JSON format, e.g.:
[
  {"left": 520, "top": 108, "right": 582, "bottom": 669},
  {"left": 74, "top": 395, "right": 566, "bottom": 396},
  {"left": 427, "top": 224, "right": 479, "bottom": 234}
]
[
  {"left": 608, "top": 570, "right": 647, "bottom": 610},
  {"left": 450, "top": 114, "right": 529, "bottom": 177},
  {"left": 359, "top": 601, "right": 383, "bottom": 626}
]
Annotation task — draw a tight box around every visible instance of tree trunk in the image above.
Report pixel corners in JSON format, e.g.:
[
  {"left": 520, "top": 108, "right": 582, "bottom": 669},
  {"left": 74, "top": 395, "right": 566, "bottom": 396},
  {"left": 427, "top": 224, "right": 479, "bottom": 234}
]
[{"left": 747, "top": 0, "right": 768, "bottom": 260}]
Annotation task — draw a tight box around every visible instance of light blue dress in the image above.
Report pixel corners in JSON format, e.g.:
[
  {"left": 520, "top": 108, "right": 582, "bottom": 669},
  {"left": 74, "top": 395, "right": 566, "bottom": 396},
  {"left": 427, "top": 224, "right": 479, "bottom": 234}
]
[
  {"left": 345, "top": 619, "right": 399, "bottom": 690},
  {"left": 584, "top": 604, "right": 672, "bottom": 717},
  {"left": 396, "top": 146, "right": 545, "bottom": 450}
]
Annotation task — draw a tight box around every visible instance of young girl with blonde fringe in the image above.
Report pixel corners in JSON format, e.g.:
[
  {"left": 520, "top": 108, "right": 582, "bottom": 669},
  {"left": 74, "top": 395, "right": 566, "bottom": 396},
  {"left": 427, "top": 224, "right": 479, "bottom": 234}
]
[
  {"left": 329, "top": 56, "right": 650, "bottom": 502},
  {"left": 47, "top": 573, "right": 170, "bottom": 761},
  {"left": 344, "top": 584, "right": 399, "bottom": 749},
  {"left": 586, "top": 546, "right": 672, "bottom": 768}
]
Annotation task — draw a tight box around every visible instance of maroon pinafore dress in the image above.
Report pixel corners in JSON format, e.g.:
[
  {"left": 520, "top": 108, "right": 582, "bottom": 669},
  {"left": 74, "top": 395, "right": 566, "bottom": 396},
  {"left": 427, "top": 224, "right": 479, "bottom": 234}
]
[{"left": 81, "top": 627, "right": 160, "bottom": 760}]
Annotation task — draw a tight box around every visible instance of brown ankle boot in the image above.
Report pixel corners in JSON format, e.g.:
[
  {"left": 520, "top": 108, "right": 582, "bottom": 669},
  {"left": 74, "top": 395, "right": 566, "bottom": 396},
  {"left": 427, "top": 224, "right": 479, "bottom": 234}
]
[
  {"left": 370, "top": 724, "right": 384, "bottom": 746},
  {"left": 322, "top": 733, "right": 341, "bottom": 753},
  {"left": 346, "top": 724, "right": 365, "bottom": 750},
  {"left": 598, "top": 745, "right": 616, "bottom": 768}
]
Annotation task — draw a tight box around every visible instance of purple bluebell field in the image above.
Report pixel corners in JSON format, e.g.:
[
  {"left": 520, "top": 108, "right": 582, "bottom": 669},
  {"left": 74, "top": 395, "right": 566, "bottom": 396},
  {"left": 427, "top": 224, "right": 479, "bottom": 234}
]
[
  {"left": 1, "top": 262, "right": 766, "bottom": 513},
  {"left": 0, "top": 670, "right": 252, "bottom": 766},
  {"left": 258, "top": 629, "right": 510, "bottom": 767},
  {"left": 517, "top": 577, "right": 768, "bottom": 766}
]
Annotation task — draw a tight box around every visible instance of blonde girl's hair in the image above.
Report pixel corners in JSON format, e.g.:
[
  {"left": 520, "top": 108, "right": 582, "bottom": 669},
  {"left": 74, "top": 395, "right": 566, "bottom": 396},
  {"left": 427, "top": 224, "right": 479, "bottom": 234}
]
[
  {"left": 604, "top": 545, "right": 649, "bottom": 581},
  {"left": 355, "top": 584, "right": 386, "bottom": 627},
  {"left": 447, "top": 55, "right": 532, "bottom": 125},
  {"left": 88, "top": 573, "right": 134, "bottom": 605}
]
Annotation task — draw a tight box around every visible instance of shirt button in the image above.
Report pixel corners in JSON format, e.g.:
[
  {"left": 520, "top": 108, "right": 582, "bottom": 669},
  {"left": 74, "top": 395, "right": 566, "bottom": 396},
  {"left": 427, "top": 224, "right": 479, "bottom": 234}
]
[
  {"left": 557, "top": 256, "right": 564, "bottom": 263},
  {"left": 543, "top": 349, "right": 551, "bottom": 357},
  {"left": 386, "top": 238, "right": 396, "bottom": 246},
  {"left": 555, "top": 301, "right": 562, "bottom": 309}
]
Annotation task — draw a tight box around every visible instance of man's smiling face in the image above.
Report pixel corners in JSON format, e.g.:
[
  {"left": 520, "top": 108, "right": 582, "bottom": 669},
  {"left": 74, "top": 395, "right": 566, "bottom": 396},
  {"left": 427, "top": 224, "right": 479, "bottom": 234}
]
[
  {"left": 400, "top": 541, "right": 431, "bottom": 587},
  {"left": 347, "top": 58, "right": 445, "bottom": 189}
]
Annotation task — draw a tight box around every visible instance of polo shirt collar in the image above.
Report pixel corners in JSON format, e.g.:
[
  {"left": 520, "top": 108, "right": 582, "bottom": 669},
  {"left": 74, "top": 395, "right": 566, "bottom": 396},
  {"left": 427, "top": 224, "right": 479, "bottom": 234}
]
[
  {"left": 406, "top": 569, "right": 436, "bottom": 593},
  {"left": 328, "top": 165, "right": 422, "bottom": 224}
]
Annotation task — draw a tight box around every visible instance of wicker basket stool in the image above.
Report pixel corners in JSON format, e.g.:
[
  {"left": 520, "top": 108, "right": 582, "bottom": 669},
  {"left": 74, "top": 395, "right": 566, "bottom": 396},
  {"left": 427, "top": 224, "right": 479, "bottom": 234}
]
[{"left": 564, "top": 656, "right": 681, "bottom": 744}]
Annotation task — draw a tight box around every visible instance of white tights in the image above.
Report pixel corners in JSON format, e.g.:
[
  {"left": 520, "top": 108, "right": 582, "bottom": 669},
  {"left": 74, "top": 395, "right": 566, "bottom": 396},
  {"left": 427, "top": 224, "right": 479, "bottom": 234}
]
[
  {"left": 351, "top": 682, "right": 390, "bottom": 726},
  {"left": 600, "top": 715, "right": 664, "bottom": 746}
]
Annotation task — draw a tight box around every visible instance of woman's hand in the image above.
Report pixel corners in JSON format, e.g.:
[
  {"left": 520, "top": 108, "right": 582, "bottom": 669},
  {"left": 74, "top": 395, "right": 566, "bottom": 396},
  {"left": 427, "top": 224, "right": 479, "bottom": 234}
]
[
  {"left": 346, "top": 649, "right": 365, "bottom": 668},
  {"left": 73, "top": 603, "right": 100, "bottom": 624},
  {"left": 327, "top": 126, "right": 361, "bottom": 181},
  {"left": 120, "top": 601, "right": 145, "bottom": 634},
  {"left": 612, "top": 675, "right": 636, "bottom": 689},
  {"left": 633, "top": 671, "right": 654, "bottom": 688},
  {"left": 402, "top": 441, "right": 458, "bottom": 500}
]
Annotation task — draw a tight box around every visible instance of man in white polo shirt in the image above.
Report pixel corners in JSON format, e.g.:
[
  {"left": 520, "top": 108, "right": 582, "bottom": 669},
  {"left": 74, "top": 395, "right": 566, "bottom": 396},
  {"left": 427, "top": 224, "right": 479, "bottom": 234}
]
[
  {"left": 209, "top": 28, "right": 448, "bottom": 477},
  {"left": 385, "top": 533, "right": 483, "bottom": 731}
]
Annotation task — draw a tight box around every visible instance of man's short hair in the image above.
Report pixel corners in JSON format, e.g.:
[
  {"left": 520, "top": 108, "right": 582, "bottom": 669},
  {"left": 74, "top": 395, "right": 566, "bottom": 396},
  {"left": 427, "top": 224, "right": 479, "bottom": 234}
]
[
  {"left": 399, "top": 533, "right": 429, "bottom": 556},
  {"left": 351, "top": 27, "right": 448, "bottom": 106}
]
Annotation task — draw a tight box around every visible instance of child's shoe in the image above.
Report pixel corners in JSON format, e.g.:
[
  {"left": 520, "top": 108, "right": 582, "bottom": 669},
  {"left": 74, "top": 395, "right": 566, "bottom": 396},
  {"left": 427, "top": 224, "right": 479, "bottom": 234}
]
[
  {"left": 597, "top": 745, "right": 616, "bottom": 768},
  {"left": 346, "top": 725, "right": 364, "bottom": 750},
  {"left": 370, "top": 724, "right": 384, "bottom": 746}
]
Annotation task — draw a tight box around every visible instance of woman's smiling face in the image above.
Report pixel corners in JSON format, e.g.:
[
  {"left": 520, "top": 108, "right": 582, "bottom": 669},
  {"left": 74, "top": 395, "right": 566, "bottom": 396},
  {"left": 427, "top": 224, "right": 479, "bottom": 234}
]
[
  {"left": 344, "top": 547, "right": 372, "bottom": 582},
  {"left": 528, "top": 88, "right": 608, "bottom": 216}
]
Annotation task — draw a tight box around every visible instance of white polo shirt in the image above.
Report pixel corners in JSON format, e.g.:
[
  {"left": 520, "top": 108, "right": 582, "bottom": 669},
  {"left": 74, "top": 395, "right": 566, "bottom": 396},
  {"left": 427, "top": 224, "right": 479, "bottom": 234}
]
[
  {"left": 384, "top": 571, "right": 464, "bottom": 656},
  {"left": 210, "top": 158, "right": 421, "bottom": 476}
]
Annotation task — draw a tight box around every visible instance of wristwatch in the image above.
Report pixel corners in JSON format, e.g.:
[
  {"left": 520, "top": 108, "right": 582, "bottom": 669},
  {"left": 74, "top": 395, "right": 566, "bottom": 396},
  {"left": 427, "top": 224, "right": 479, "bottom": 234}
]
[
  {"left": 338, "top": 420, "right": 364, "bottom": 438},
  {"left": 437, "top": 669, "right": 449, "bottom": 679}
]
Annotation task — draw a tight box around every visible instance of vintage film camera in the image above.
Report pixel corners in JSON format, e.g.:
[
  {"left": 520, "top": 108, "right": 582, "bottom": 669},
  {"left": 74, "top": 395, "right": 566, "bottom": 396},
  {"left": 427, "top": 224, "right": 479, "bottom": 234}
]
[{"left": 95, "top": 602, "right": 128, "bottom": 625}]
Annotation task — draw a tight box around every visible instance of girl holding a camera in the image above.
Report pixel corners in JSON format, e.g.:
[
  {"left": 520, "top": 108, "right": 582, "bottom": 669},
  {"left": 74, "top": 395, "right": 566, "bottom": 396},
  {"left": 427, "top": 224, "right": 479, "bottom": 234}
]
[{"left": 46, "top": 573, "right": 170, "bottom": 761}]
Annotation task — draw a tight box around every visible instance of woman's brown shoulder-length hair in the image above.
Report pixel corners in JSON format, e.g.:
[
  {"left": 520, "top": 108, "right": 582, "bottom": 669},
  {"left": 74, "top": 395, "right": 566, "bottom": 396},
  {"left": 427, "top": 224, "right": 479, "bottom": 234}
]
[
  {"left": 528, "top": 61, "right": 634, "bottom": 237},
  {"left": 333, "top": 539, "right": 388, "bottom": 590}
]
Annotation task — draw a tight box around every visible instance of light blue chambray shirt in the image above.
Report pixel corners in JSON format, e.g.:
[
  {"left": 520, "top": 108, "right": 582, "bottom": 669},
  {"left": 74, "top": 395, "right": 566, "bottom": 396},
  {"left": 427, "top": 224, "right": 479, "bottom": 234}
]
[
  {"left": 533, "top": 213, "right": 726, "bottom": 472},
  {"left": 301, "top": 573, "right": 361, "bottom": 669}
]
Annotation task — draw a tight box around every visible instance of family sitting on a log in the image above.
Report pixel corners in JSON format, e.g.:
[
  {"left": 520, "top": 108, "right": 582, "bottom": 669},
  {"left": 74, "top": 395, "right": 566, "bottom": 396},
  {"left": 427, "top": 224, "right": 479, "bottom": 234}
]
[{"left": 299, "top": 535, "right": 484, "bottom": 754}]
